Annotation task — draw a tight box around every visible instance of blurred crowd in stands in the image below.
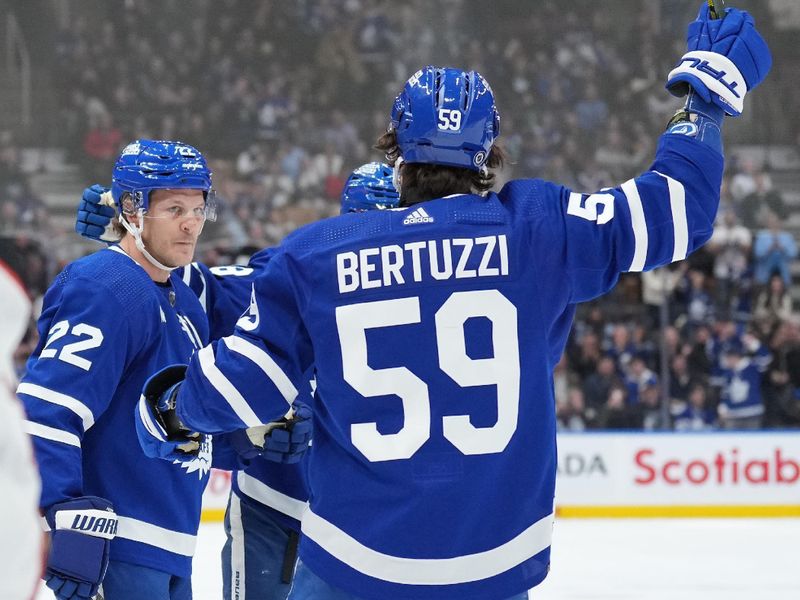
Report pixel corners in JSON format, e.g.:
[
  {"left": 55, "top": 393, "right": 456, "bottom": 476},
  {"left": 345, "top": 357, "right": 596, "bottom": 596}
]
[{"left": 2, "top": 0, "right": 798, "bottom": 429}]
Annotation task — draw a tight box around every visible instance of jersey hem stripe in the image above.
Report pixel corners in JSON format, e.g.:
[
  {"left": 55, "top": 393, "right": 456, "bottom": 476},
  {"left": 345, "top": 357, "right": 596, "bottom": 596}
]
[
  {"left": 301, "top": 509, "right": 554, "bottom": 585},
  {"left": 116, "top": 515, "right": 197, "bottom": 556},
  {"left": 236, "top": 471, "right": 308, "bottom": 521}
]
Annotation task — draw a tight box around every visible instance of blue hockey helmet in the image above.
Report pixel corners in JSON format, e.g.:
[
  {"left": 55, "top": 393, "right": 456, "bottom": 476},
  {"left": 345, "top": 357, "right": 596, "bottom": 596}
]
[
  {"left": 111, "top": 139, "right": 215, "bottom": 219},
  {"left": 340, "top": 162, "right": 399, "bottom": 214},
  {"left": 389, "top": 66, "right": 500, "bottom": 171}
]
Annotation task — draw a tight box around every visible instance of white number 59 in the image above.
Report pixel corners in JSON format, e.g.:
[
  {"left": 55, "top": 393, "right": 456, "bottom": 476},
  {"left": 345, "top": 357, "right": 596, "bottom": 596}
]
[
  {"left": 567, "top": 192, "right": 615, "bottom": 225},
  {"left": 437, "top": 108, "right": 462, "bottom": 131},
  {"left": 336, "top": 290, "right": 520, "bottom": 462}
]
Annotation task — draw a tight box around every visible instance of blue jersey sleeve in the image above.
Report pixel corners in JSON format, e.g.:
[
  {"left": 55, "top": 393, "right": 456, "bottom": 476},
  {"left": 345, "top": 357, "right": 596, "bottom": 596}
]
[
  {"left": 178, "top": 249, "right": 313, "bottom": 434},
  {"left": 18, "top": 272, "right": 151, "bottom": 508},
  {"left": 178, "top": 250, "right": 275, "bottom": 341},
  {"left": 515, "top": 133, "right": 722, "bottom": 310}
]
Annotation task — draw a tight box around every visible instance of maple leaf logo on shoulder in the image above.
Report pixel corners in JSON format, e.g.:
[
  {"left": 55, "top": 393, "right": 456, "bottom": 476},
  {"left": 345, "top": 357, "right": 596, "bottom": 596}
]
[{"left": 173, "top": 435, "right": 213, "bottom": 479}]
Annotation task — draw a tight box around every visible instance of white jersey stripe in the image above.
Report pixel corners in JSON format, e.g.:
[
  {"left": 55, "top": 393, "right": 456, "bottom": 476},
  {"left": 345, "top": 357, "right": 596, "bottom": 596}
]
[
  {"left": 17, "top": 382, "right": 95, "bottom": 431},
  {"left": 116, "top": 515, "right": 197, "bottom": 556},
  {"left": 223, "top": 336, "right": 298, "bottom": 405},
  {"left": 137, "top": 395, "right": 166, "bottom": 441},
  {"left": 227, "top": 494, "right": 246, "bottom": 600},
  {"left": 198, "top": 345, "right": 262, "bottom": 428},
  {"left": 301, "top": 509, "right": 554, "bottom": 586},
  {"left": 621, "top": 179, "right": 648, "bottom": 272},
  {"left": 22, "top": 420, "right": 81, "bottom": 447},
  {"left": 653, "top": 170, "right": 688, "bottom": 262},
  {"left": 236, "top": 472, "right": 308, "bottom": 521}
]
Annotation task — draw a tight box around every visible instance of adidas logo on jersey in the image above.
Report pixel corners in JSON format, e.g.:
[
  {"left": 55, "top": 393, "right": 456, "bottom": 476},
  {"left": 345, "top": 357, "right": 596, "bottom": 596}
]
[{"left": 403, "top": 207, "right": 434, "bottom": 225}]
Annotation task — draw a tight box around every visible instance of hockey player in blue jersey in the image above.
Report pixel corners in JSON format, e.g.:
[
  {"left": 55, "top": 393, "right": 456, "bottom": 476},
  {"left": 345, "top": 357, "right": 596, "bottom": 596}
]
[
  {"left": 75, "top": 162, "right": 399, "bottom": 600},
  {"left": 19, "top": 140, "right": 221, "bottom": 600},
  {"left": 137, "top": 5, "right": 771, "bottom": 599}
]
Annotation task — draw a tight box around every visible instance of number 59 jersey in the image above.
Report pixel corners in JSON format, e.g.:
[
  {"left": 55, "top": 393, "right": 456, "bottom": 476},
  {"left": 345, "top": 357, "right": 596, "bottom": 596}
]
[{"left": 179, "top": 133, "right": 723, "bottom": 599}]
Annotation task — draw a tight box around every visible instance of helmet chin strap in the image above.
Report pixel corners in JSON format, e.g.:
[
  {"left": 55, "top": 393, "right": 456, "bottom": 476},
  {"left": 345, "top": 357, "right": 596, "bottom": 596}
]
[{"left": 119, "top": 210, "right": 178, "bottom": 273}]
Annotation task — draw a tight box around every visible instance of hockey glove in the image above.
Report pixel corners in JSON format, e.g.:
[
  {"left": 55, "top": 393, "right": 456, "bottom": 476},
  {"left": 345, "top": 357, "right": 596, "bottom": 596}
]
[
  {"left": 76, "top": 184, "right": 121, "bottom": 244},
  {"left": 666, "top": 3, "right": 771, "bottom": 116},
  {"left": 229, "top": 401, "right": 312, "bottom": 464},
  {"left": 136, "top": 364, "right": 204, "bottom": 462},
  {"left": 44, "top": 496, "right": 117, "bottom": 600}
]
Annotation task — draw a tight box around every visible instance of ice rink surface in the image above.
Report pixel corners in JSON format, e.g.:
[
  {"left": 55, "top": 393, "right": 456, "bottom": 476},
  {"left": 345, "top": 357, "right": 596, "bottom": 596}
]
[{"left": 37, "top": 518, "right": 800, "bottom": 599}]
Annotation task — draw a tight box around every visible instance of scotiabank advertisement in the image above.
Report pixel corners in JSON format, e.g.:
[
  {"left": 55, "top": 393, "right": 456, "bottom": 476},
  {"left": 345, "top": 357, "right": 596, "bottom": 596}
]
[{"left": 555, "top": 432, "right": 800, "bottom": 515}]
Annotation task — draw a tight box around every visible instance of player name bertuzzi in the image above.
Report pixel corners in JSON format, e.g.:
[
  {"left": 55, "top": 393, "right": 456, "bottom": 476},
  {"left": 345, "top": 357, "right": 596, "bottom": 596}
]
[{"left": 337, "top": 234, "right": 509, "bottom": 293}]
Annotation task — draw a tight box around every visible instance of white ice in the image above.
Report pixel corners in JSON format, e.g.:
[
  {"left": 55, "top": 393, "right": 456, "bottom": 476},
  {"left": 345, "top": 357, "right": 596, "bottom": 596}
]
[{"left": 37, "top": 518, "right": 800, "bottom": 599}]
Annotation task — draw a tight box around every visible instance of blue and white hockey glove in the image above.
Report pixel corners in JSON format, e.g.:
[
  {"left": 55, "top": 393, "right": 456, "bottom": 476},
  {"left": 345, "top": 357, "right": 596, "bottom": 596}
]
[
  {"left": 76, "top": 184, "right": 121, "bottom": 244},
  {"left": 666, "top": 3, "right": 771, "bottom": 116},
  {"left": 136, "top": 364, "right": 204, "bottom": 462},
  {"left": 44, "top": 496, "right": 117, "bottom": 600},
  {"left": 228, "top": 402, "right": 313, "bottom": 464}
]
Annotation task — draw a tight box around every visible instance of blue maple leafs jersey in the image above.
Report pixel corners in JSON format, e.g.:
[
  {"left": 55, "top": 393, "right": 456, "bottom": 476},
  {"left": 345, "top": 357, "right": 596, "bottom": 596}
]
[
  {"left": 18, "top": 246, "right": 210, "bottom": 577},
  {"left": 177, "top": 133, "right": 723, "bottom": 599},
  {"left": 177, "top": 256, "right": 309, "bottom": 529}
]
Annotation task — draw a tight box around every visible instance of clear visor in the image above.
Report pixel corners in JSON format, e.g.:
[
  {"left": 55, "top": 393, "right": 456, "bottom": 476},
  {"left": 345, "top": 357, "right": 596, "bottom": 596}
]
[{"left": 135, "top": 189, "right": 218, "bottom": 223}]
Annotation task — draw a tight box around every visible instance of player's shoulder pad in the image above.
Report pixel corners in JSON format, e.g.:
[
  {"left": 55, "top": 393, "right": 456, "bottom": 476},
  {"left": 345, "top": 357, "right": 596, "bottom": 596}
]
[
  {"left": 497, "top": 178, "right": 566, "bottom": 222},
  {"left": 280, "top": 210, "right": 393, "bottom": 257},
  {"left": 57, "top": 247, "right": 164, "bottom": 315}
]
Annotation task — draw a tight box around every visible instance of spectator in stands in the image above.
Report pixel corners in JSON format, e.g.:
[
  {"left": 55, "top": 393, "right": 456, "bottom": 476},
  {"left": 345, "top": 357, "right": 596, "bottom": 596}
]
[
  {"left": 624, "top": 355, "right": 658, "bottom": 407},
  {"left": 669, "top": 353, "right": 693, "bottom": 407},
  {"left": 641, "top": 263, "right": 685, "bottom": 328},
  {"left": 677, "top": 268, "right": 715, "bottom": 332},
  {"left": 567, "top": 330, "right": 602, "bottom": 381},
  {"left": 753, "top": 211, "right": 798, "bottom": 286},
  {"left": 717, "top": 339, "right": 769, "bottom": 430},
  {"left": 763, "top": 318, "right": 800, "bottom": 427},
  {"left": 597, "top": 385, "right": 640, "bottom": 429},
  {"left": 738, "top": 168, "right": 787, "bottom": 230},
  {"left": 582, "top": 356, "right": 623, "bottom": 418},
  {"left": 754, "top": 273, "right": 794, "bottom": 336},
  {"left": 708, "top": 207, "right": 752, "bottom": 311},
  {"left": 557, "top": 388, "right": 588, "bottom": 432},
  {"left": 673, "top": 383, "right": 717, "bottom": 431}
]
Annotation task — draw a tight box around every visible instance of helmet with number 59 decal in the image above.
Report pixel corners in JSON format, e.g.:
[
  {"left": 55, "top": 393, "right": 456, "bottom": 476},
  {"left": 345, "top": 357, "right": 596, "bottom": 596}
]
[{"left": 389, "top": 66, "right": 500, "bottom": 171}]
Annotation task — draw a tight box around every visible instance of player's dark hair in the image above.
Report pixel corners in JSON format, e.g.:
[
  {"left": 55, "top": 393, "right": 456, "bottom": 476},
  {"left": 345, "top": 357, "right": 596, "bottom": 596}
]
[
  {"left": 112, "top": 193, "right": 132, "bottom": 239},
  {"left": 375, "top": 130, "right": 506, "bottom": 207}
]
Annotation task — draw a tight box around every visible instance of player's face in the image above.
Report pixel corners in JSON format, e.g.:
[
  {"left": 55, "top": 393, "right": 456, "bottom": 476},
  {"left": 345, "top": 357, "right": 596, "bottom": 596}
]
[{"left": 142, "top": 189, "right": 206, "bottom": 268}]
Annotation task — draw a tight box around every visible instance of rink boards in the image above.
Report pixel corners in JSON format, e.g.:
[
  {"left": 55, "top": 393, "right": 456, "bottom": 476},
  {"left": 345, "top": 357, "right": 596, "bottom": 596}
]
[{"left": 200, "top": 432, "right": 800, "bottom": 521}]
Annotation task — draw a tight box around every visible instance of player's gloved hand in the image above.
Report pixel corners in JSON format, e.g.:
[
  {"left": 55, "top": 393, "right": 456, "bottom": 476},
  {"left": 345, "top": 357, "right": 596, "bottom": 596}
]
[
  {"left": 44, "top": 496, "right": 117, "bottom": 600},
  {"left": 136, "top": 364, "right": 204, "bottom": 461},
  {"left": 228, "top": 402, "right": 312, "bottom": 464},
  {"left": 666, "top": 3, "right": 771, "bottom": 116},
  {"left": 76, "top": 184, "right": 121, "bottom": 244}
]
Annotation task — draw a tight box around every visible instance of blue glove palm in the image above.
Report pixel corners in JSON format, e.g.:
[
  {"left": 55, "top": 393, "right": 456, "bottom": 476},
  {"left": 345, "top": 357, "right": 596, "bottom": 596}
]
[
  {"left": 136, "top": 365, "right": 204, "bottom": 461},
  {"left": 76, "top": 184, "right": 120, "bottom": 243},
  {"left": 44, "top": 496, "right": 117, "bottom": 600},
  {"left": 666, "top": 4, "right": 771, "bottom": 116}
]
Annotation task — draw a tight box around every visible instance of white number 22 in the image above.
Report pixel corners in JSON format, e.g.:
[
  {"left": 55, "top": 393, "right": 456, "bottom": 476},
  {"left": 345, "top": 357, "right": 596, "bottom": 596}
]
[
  {"left": 336, "top": 290, "right": 520, "bottom": 462},
  {"left": 40, "top": 319, "right": 104, "bottom": 371}
]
